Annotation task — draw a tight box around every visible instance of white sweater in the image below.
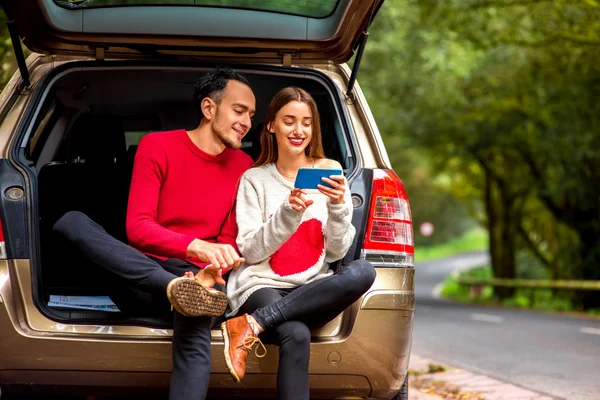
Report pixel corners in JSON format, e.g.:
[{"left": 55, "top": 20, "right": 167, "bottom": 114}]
[{"left": 226, "top": 163, "right": 355, "bottom": 316}]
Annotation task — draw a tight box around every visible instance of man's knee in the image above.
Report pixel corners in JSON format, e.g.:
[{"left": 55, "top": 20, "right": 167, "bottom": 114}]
[{"left": 53, "top": 211, "right": 89, "bottom": 238}]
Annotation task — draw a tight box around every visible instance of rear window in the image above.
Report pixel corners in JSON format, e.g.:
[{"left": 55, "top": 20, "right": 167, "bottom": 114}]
[{"left": 54, "top": 0, "right": 340, "bottom": 18}]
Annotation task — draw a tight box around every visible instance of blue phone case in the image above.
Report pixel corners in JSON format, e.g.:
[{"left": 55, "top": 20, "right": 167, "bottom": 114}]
[{"left": 294, "top": 167, "right": 343, "bottom": 189}]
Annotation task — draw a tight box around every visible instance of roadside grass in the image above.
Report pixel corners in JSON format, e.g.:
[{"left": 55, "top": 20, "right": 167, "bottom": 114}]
[
  {"left": 415, "top": 227, "right": 488, "bottom": 263},
  {"left": 440, "top": 266, "right": 494, "bottom": 303},
  {"left": 589, "top": 308, "right": 600, "bottom": 317},
  {"left": 440, "top": 265, "right": 600, "bottom": 317}
]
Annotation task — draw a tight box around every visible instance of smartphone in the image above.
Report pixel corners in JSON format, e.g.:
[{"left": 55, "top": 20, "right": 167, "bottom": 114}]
[{"left": 294, "top": 167, "right": 343, "bottom": 189}]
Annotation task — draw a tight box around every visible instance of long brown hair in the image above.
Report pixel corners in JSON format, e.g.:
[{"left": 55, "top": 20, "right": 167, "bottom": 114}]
[{"left": 253, "top": 87, "right": 325, "bottom": 167}]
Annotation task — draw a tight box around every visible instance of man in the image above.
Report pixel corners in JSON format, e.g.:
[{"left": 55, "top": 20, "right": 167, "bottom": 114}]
[{"left": 54, "top": 66, "right": 255, "bottom": 400}]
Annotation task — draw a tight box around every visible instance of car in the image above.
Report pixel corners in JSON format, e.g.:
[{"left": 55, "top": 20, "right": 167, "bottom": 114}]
[{"left": 0, "top": 0, "right": 415, "bottom": 399}]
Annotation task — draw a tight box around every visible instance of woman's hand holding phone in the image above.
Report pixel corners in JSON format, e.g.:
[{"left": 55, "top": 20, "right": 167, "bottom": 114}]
[
  {"left": 288, "top": 188, "right": 314, "bottom": 212},
  {"left": 318, "top": 175, "right": 346, "bottom": 204}
]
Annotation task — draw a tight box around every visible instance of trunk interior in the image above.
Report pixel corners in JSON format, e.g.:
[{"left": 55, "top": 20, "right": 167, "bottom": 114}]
[{"left": 20, "top": 61, "right": 360, "bottom": 329}]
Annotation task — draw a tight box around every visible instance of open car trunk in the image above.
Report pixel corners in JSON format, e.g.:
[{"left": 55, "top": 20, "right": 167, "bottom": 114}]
[
  {"left": 19, "top": 60, "right": 365, "bottom": 333},
  {"left": 2, "top": 0, "right": 383, "bottom": 64}
]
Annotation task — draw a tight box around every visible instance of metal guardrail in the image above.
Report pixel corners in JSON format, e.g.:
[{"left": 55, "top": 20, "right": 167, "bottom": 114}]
[{"left": 456, "top": 277, "right": 600, "bottom": 291}]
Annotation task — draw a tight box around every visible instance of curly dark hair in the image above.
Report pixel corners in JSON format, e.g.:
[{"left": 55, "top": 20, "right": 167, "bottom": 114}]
[{"left": 193, "top": 66, "right": 250, "bottom": 120}]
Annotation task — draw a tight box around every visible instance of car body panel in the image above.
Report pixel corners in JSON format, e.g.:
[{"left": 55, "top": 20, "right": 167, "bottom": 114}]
[
  {"left": 2, "top": 0, "right": 384, "bottom": 64},
  {"left": 1, "top": 259, "right": 413, "bottom": 398}
]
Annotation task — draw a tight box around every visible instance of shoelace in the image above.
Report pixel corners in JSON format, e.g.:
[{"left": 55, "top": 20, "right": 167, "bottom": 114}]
[{"left": 242, "top": 336, "right": 267, "bottom": 358}]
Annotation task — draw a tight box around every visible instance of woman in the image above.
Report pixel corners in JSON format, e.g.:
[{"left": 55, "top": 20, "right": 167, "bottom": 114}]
[{"left": 221, "top": 87, "right": 376, "bottom": 399}]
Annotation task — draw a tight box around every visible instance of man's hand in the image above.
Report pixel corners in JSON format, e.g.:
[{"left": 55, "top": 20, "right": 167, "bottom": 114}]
[
  {"left": 187, "top": 239, "right": 245, "bottom": 270},
  {"left": 183, "top": 266, "right": 225, "bottom": 289}
]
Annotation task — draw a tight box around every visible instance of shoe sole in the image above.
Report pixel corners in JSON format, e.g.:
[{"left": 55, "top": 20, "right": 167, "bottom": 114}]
[
  {"left": 166, "top": 278, "right": 227, "bottom": 317},
  {"left": 221, "top": 322, "right": 242, "bottom": 383}
]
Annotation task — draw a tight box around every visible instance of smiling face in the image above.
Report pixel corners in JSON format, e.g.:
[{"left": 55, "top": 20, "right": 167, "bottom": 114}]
[
  {"left": 270, "top": 100, "right": 313, "bottom": 158},
  {"left": 210, "top": 80, "right": 256, "bottom": 149},
  {"left": 253, "top": 87, "right": 325, "bottom": 167}
]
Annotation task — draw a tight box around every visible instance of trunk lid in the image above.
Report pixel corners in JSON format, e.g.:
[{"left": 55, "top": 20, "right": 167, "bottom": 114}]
[{"left": 2, "top": 0, "right": 383, "bottom": 64}]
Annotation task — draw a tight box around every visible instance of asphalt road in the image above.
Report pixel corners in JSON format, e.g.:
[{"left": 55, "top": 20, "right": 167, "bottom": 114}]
[{"left": 412, "top": 251, "right": 600, "bottom": 400}]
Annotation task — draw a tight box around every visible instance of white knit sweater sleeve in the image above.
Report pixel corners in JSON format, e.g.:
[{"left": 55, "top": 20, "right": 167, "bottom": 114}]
[
  {"left": 235, "top": 173, "right": 304, "bottom": 265},
  {"left": 324, "top": 184, "right": 355, "bottom": 262}
]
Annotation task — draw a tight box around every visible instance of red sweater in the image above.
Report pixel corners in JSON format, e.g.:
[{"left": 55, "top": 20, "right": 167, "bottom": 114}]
[{"left": 126, "top": 129, "right": 253, "bottom": 267}]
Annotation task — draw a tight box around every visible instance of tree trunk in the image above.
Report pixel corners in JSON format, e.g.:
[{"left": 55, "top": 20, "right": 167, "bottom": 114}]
[
  {"left": 577, "top": 234, "right": 600, "bottom": 309},
  {"left": 549, "top": 218, "right": 560, "bottom": 280},
  {"left": 480, "top": 159, "right": 517, "bottom": 299},
  {"left": 484, "top": 168, "right": 500, "bottom": 276},
  {"left": 494, "top": 179, "right": 516, "bottom": 298}
]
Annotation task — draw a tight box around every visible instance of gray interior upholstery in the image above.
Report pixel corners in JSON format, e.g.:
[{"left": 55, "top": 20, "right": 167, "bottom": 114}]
[{"left": 47, "top": 67, "right": 348, "bottom": 165}]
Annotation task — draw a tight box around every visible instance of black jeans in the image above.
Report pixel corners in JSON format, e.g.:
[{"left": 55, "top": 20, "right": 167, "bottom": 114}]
[
  {"left": 53, "top": 211, "right": 218, "bottom": 400},
  {"left": 239, "top": 259, "right": 376, "bottom": 400}
]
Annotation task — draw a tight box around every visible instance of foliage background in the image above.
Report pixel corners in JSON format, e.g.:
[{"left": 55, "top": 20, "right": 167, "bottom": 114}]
[{"left": 357, "top": 0, "right": 600, "bottom": 308}]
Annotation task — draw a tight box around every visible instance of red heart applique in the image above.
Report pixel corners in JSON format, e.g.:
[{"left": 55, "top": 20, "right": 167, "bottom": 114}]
[{"left": 270, "top": 218, "right": 325, "bottom": 276}]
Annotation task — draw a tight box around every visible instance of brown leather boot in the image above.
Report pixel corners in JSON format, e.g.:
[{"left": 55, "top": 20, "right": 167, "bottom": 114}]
[{"left": 221, "top": 314, "right": 267, "bottom": 383}]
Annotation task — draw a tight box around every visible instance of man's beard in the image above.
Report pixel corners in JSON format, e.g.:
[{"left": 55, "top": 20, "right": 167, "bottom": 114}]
[{"left": 212, "top": 114, "right": 242, "bottom": 150}]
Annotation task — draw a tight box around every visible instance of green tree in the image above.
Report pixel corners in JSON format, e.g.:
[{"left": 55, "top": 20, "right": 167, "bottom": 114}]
[{"left": 361, "top": 0, "right": 600, "bottom": 306}]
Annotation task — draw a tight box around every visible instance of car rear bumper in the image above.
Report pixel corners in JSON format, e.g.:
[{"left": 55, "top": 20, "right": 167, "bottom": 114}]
[{"left": 0, "top": 261, "right": 414, "bottom": 399}]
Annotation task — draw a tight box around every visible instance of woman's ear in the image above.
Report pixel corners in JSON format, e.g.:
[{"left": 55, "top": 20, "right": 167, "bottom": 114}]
[{"left": 200, "top": 98, "right": 215, "bottom": 121}]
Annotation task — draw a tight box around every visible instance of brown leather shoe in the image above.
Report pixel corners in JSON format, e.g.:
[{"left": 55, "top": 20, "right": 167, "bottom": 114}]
[{"left": 221, "top": 314, "right": 267, "bottom": 383}]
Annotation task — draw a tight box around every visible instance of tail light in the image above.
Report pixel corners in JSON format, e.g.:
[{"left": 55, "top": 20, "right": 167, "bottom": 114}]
[
  {"left": 0, "top": 217, "right": 5, "bottom": 259},
  {"left": 361, "top": 169, "right": 414, "bottom": 268}
]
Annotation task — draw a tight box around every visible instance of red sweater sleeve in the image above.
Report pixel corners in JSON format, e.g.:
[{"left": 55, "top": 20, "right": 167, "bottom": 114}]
[
  {"left": 126, "top": 136, "right": 195, "bottom": 258},
  {"left": 217, "top": 206, "right": 239, "bottom": 251}
]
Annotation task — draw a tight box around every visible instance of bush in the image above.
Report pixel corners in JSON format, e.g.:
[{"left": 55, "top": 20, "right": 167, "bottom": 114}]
[
  {"left": 502, "top": 294, "right": 530, "bottom": 309},
  {"left": 441, "top": 266, "right": 494, "bottom": 303},
  {"left": 439, "top": 266, "right": 591, "bottom": 315}
]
